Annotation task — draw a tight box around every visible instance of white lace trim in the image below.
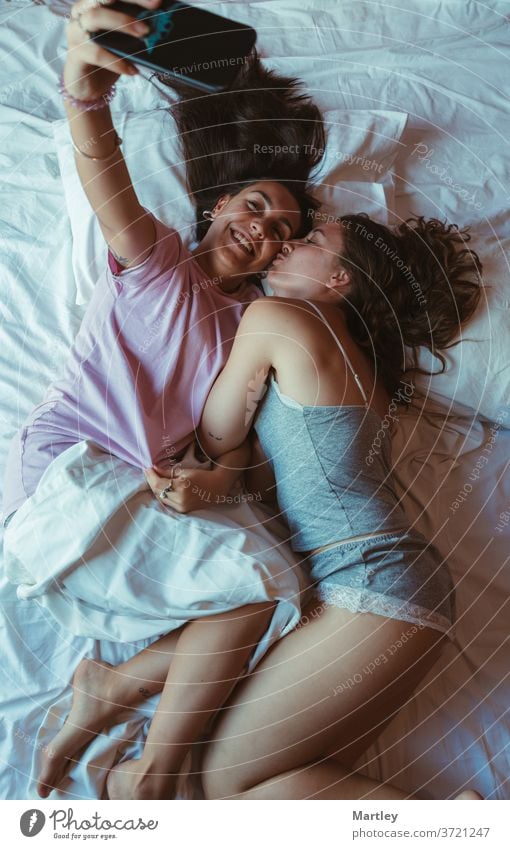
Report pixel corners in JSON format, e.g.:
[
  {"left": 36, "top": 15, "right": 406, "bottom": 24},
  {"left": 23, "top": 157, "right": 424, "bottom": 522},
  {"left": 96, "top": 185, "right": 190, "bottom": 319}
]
[{"left": 315, "top": 582, "right": 454, "bottom": 636}]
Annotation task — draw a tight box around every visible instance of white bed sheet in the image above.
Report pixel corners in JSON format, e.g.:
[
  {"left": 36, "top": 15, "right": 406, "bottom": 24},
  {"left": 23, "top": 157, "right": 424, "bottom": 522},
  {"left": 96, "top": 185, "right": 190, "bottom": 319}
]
[{"left": 0, "top": 1, "right": 509, "bottom": 800}]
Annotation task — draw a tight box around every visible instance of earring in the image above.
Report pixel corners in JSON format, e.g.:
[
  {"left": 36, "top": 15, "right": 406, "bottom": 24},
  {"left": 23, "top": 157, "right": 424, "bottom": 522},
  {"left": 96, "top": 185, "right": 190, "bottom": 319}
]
[{"left": 203, "top": 210, "right": 214, "bottom": 221}]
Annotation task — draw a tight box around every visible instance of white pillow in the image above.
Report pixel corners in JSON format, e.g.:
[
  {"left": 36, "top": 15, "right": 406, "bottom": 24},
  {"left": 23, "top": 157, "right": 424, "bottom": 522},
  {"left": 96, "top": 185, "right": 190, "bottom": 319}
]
[
  {"left": 311, "top": 109, "right": 407, "bottom": 227},
  {"left": 411, "top": 304, "right": 510, "bottom": 424},
  {"left": 52, "top": 106, "right": 408, "bottom": 304},
  {"left": 317, "top": 108, "right": 407, "bottom": 183}
]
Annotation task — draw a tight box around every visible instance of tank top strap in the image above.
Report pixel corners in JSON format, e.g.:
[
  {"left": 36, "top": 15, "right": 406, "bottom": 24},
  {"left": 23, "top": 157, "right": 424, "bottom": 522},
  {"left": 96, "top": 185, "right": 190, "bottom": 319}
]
[{"left": 303, "top": 300, "right": 369, "bottom": 408}]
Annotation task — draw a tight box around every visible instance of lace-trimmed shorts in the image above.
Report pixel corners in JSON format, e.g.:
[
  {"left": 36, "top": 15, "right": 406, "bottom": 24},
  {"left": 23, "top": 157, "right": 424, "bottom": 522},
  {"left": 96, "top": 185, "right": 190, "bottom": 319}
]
[{"left": 308, "top": 529, "right": 456, "bottom": 638}]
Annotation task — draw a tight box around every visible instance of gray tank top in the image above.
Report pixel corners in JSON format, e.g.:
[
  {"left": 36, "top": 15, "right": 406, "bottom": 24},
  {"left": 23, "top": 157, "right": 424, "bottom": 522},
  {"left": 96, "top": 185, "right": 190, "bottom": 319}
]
[{"left": 254, "top": 300, "right": 408, "bottom": 551}]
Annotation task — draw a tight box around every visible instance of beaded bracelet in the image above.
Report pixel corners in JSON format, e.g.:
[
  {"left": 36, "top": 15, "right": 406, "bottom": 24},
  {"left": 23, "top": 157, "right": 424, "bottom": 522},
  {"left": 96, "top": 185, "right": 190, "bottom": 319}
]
[{"left": 58, "top": 73, "right": 117, "bottom": 112}]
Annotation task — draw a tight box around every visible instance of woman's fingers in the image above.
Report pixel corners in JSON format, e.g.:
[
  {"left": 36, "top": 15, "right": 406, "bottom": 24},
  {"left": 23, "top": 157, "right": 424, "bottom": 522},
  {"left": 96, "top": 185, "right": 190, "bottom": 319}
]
[
  {"left": 151, "top": 463, "right": 176, "bottom": 477},
  {"left": 78, "top": 40, "right": 140, "bottom": 76},
  {"left": 144, "top": 469, "right": 187, "bottom": 513},
  {"left": 64, "top": 0, "right": 163, "bottom": 97},
  {"left": 113, "top": 0, "right": 162, "bottom": 6},
  {"left": 70, "top": 4, "right": 152, "bottom": 40},
  {"left": 71, "top": 0, "right": 161, "bottom": 17},
  {"left": 144, "top": 467, "right": 170, "bottom": 492},
  {"left": 144, "top": 467, "right": 182, "bottom": 490},
  {"left": 144, "top": 467, "right": 192, "bottom": 510},
  {"left": 78, "top": 0, "right": 161, "bottom": 8}
]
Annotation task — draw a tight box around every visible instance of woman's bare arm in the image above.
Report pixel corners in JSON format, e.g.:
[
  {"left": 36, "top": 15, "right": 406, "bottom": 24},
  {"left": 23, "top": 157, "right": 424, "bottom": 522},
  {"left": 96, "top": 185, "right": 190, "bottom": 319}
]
[
  {"left": 63, "top": 96, "right": 156, "bottom": 267},
  {"left": 63, "top": 1, "right": 162, "bottom": 267}
]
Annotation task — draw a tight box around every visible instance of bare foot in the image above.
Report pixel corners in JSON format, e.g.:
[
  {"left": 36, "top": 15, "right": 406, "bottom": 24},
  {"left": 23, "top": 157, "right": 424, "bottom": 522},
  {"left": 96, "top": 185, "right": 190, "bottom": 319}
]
[
  {"left": 455, "top": 789, "right": 484, "bottom": 800},
  {"left": 106, "top": 759, "right": 177, "bottom": 800},
  {"left": 37, "top": 658, "right": 120, "bottom": 798}
]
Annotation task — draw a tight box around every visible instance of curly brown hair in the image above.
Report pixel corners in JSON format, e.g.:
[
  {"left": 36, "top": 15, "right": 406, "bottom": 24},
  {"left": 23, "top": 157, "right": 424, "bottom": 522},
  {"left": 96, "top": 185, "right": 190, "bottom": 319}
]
[{"left": 337, "top": 214, "right": 483, "bottom": 397}]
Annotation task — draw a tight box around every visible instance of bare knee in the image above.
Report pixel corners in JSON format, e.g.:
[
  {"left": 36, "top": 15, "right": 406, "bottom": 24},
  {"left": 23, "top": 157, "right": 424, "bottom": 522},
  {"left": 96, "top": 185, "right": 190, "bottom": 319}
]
[
  {"left": 200, "top": 740, "right": 247, "bottom": 800},
  {"left": 200, "top": 755, "right": 224, "bottom": 800}
]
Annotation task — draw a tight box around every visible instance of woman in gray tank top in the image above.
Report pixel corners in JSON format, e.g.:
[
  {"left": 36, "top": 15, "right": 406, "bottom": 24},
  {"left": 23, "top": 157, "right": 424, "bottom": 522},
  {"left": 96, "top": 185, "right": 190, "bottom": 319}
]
[{"left": 193, "top": 212, "right": 482, "bottom": 799}]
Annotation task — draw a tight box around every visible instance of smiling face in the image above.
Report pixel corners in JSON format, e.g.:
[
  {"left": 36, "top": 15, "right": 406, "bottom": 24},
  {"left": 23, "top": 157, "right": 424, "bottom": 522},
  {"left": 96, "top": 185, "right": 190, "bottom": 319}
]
[
  {"left": 194, "top": 182, "right": 303, "bottom": 290},
  {"left": 267, "top": 222, "right": 351, "bottom": 300}
]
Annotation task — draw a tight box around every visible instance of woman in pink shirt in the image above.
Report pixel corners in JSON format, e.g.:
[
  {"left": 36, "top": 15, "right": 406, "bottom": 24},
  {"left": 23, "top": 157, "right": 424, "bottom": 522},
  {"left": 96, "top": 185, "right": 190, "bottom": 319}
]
[
  {"left": 2, "top": 0, "right": 324, "bottom": 798},
  {"left": 2, "top": 0, "right": 323, "bottom": 526}
]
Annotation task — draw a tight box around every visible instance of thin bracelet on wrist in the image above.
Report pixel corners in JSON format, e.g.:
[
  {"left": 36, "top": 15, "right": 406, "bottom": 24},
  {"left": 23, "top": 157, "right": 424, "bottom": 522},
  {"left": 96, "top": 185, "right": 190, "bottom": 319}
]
[
  {"left": 71, "top": 131, "right": 123, "bottom": 162},
  {"left": 58, "top": 72, "right": 117, "bottom": 111}
]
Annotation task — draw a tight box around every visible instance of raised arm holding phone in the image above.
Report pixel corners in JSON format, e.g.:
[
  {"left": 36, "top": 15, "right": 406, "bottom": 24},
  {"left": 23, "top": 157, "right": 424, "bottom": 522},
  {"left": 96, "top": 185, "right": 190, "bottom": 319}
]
[{"left": 61, "top": 0, "right": 159, "bottom": 268}]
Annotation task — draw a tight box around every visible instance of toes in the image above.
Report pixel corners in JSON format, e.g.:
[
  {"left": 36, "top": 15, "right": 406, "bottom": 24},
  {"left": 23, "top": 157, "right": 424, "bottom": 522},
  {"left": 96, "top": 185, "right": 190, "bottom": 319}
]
[
  {"left": 37, "top": 762, "right": 58, "bottom": 798},
  {"left": 37, "top": 768, "right": 57, "bottom": 798},
  {"left": 37, "top": 784, "right": 52, "bottom": 799}
]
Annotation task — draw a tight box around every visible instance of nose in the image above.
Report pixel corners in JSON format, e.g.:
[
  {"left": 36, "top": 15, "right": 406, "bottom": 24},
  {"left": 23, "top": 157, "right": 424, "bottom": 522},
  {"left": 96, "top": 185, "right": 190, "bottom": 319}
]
[
  {"left": 280, "top": 241, "right": 293, "bottom": 255},
  {"left": 249, "top": 219, "right": 265, "bottom": 240}
]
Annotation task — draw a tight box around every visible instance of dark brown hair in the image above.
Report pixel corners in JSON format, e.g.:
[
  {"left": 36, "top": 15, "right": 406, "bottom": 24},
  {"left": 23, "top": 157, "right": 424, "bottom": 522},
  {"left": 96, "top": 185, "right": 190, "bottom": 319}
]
[
  {"left": 337, "top": 214, "right": 483, "bottom": 397},
  {"left": 165, "top": 50, "right": 325, "bottom": 239}
]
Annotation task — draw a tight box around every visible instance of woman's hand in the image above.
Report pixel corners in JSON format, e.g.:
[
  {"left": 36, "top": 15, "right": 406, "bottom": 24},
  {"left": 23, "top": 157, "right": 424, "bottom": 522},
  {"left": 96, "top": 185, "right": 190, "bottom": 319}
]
[
  {"left": 144, "top": 464, "right": 234, "bottom": 514},
  {"left": 145, "top": 439, "right": 252, "bottom": 514},
  {"left": 63, "top": 0, "right": 162, "bottom": 100}
]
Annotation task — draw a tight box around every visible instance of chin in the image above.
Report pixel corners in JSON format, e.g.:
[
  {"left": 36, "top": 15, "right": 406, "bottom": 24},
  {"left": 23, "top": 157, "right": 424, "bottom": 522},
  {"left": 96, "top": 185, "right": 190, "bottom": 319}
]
[
  {"left": 220, "top": 244, "right": 251, "bottom": 272},
  {"left": 265, "top": 272, "right": 287, "bottom": 296},
  {"left": 266, "top": 279, "right": 307, "bottom": 300}
]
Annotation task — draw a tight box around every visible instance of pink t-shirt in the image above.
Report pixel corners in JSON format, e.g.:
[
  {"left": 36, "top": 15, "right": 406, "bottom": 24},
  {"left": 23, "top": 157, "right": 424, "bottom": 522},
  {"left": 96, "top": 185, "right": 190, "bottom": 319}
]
[{"left": 2, "top": 210, "right": 260, "bottom": 519}]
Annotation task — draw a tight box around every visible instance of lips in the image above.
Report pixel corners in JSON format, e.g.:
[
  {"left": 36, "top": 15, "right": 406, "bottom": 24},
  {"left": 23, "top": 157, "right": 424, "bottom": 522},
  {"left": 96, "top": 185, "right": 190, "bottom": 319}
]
[
  {"left": 229, "top": 226, "right": 255, "bottom": 256},
  {"left": 271, "top": 251, "right": 286, "bottom": 265}
]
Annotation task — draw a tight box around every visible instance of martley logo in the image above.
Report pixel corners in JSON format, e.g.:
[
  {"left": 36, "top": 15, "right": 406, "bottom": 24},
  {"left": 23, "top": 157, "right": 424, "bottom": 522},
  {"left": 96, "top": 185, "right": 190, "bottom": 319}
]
[{"left": 20, "top": 810, "right": 46, "bottom": 837}]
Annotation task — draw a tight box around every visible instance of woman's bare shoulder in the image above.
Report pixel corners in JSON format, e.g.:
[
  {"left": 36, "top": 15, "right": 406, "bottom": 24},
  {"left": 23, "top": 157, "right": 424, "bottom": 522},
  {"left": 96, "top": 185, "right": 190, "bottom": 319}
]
[
  {"left": 244, "top": 297, "right": 317, "bottom": 326},
  {"left": 249, "top": 298, "right": 350, "bottom": 339}
]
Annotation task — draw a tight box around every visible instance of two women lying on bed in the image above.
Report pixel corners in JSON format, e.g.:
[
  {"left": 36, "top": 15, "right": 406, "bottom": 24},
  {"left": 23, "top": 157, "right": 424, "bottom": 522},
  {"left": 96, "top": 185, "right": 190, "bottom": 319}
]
[
  {"left": 32, "top": 213, "right": 481, "bottom": 800},
  {"left": 4, "top": 0, "right": 483, "bottom": 800}
]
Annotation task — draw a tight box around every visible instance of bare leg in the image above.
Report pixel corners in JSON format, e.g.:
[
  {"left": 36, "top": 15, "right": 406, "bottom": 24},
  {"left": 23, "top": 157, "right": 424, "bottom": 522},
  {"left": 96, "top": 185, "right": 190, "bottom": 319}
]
[
  {"left": 237, "top": 760, "right": 419, "bottom": 799},
  {"left": 37, "top": 627, "right": 184, "bottom": 797},
  {"left": 236, "top": 762, "right": 483, "bottom": 800},
  {"left": 201, "top": 598, "right": 479, "bottom": 800},
  {"left": 106, "top": 601, "right": 276, "bottom": 800}
]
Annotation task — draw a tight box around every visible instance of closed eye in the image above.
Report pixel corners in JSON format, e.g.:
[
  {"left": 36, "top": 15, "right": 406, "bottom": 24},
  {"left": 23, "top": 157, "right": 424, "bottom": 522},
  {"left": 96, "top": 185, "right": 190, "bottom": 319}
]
[{"left": 305, "top": 228, "right": 321, "bottom": 244}]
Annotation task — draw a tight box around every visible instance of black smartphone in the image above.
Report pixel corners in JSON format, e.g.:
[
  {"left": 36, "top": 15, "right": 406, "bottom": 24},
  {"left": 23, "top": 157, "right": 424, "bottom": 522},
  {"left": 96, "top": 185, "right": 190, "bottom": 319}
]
[{"left": 90, "top": 0, "right": 257, "bottom": 93}]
